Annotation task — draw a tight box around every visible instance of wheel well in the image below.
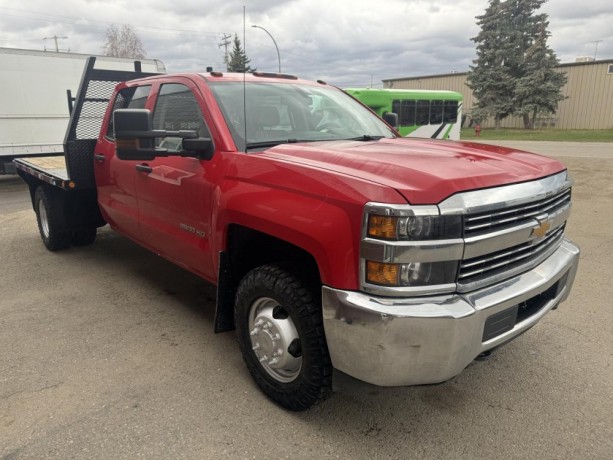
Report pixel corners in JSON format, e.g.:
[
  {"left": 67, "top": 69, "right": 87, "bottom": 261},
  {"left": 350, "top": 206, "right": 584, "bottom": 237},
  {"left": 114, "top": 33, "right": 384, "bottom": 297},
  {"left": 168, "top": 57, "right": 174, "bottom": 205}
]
[
  {"left": 17, "top": 171, "right": 41, "bottom": 209},
  {"left": 214, "top": 224, "right": 321, "bottom": 333}
]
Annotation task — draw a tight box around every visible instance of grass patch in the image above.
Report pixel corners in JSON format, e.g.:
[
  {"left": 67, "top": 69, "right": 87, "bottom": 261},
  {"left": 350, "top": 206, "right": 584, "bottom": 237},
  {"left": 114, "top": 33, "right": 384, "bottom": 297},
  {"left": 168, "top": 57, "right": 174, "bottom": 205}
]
[{"left": 460, "top": 128, "right": 613, "bottom": 142}]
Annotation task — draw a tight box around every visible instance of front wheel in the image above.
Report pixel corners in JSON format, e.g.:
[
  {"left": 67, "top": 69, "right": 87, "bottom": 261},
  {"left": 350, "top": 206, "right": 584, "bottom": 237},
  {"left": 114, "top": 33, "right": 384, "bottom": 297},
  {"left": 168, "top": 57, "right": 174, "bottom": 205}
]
[
  {"left": 72, "top": 228, "right": 97, "bottom": 247},
  {"left": 235, "top": 264, "right": 332, "bottom": 411}
]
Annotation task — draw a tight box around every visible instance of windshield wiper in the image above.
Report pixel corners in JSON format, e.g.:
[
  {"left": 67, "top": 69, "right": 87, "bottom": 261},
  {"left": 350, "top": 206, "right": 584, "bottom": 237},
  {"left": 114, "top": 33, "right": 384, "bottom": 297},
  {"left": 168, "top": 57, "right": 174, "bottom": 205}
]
[
  {"left": 246, "top": 135, "right": 384, "bottom": 150},
  {"left": 346, "top": 135, "right": 385, "bottom": 141},
  {"left": 246, "top": 139, "right": 300, "bottom": 150},
  {"left": 245, "top": 139, "right": 323, "bottom": 150}
]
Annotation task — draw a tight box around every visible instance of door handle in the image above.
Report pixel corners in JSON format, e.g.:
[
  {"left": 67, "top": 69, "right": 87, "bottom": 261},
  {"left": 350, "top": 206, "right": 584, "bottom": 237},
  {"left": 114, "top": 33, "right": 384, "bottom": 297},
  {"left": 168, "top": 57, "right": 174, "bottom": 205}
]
[
  {"left": 135, "top": 163, "right": 153, "bottom": 174},
  {"left": 94, "top": 153, "right": 105, "bottom": 163}
]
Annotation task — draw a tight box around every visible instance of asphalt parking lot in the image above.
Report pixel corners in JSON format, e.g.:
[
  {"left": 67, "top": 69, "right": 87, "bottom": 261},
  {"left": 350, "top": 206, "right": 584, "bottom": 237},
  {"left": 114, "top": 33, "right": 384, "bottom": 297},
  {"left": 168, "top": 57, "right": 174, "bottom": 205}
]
[{"left": 1, "top": 141, "right": 612, "bottom": 459}]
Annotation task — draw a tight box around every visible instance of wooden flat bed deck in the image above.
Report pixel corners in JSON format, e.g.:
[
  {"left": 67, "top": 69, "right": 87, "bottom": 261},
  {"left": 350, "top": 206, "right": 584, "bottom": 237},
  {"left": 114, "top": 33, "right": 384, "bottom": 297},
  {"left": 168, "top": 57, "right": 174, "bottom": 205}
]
[{"left": 13, "top": 156, "right": 75, "bottom": 189}]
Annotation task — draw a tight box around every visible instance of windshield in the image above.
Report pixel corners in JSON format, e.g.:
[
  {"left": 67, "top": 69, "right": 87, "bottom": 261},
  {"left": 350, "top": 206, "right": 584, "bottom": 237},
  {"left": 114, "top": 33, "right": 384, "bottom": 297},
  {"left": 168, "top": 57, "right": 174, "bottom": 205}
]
[{"left": 208, "top": 81, "right": 396, "bottom": 151}]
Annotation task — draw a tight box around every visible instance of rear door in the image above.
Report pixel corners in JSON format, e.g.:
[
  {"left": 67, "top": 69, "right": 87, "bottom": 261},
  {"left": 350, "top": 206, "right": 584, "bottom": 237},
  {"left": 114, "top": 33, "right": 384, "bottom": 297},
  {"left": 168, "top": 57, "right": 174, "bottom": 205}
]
[{"left": 94, "top": 85, "right": 152, "bottom": 240}]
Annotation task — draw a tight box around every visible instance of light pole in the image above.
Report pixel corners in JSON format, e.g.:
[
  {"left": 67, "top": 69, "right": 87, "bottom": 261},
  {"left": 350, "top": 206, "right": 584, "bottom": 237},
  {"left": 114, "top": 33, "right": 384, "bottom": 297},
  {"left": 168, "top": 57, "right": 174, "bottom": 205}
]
[{"left": 251, "top": 25, "right": 281, "bottom": 73}]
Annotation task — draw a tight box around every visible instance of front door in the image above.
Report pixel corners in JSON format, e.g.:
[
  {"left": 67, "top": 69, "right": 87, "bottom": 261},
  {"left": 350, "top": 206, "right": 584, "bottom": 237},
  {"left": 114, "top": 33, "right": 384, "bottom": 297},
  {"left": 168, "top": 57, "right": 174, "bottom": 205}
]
[{"left": 135, "top": 79, "right": 218, "bottom": 281}]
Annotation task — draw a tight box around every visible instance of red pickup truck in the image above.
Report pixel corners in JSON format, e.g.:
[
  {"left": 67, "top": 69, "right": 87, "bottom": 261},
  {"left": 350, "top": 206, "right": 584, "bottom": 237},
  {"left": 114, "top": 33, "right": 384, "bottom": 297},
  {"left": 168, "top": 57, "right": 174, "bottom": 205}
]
[{"left": 15, "top": 58, "right": 580, "bottom": 410}]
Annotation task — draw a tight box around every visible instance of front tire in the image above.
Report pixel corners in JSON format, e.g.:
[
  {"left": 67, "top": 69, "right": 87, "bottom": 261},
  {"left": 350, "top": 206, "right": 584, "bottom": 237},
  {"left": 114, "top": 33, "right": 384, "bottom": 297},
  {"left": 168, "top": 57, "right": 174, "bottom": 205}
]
[
  {"left": 235, "top": 264, "right": 332, "bottom": 411},
  {"left": 34, "top": 186, "right": 72, "bottom": 251},
  {"left": 72, "top": 228, "right": 97, "bottom": 246}
]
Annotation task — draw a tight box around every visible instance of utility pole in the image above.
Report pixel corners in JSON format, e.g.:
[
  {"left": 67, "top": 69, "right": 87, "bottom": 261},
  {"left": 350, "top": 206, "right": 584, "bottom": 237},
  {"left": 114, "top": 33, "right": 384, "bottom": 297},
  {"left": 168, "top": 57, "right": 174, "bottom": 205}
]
[
  {"left": 43, "top": 35, "right": 68, "bottom": 52},
  {"left": 218, "top": 33, "right": 232, "bottom": 71},
  {"left": 590, "top": 40, "right": 603, "bottom": 60}
]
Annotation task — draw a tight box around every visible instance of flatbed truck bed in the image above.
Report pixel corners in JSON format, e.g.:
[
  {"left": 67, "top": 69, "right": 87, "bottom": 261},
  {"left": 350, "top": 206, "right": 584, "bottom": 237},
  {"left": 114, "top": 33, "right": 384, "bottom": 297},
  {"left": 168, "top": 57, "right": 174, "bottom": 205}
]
[
  {"left": 13, "top": 156, "right": 73, "bottom": 190},
  {"left": 12, "top": 56, "right": 162, "bottom": 250}
]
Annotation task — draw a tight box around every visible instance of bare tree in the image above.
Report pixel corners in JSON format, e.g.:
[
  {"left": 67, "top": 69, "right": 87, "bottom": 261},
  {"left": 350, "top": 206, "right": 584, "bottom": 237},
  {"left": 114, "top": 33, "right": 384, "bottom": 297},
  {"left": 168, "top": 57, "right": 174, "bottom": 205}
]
[{"left": 102, "top": 24, "right": 146, "bottom": 59}]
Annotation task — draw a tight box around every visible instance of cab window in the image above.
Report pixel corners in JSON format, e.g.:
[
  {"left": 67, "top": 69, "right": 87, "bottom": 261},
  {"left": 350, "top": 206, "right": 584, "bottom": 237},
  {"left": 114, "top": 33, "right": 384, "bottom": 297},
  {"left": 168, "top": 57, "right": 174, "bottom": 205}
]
[
  {"left": 106, "top": 85, "right": 151, "bottom": 139},
  {"left": 152, "top": 83, "right": 210, "bottom": 150}
]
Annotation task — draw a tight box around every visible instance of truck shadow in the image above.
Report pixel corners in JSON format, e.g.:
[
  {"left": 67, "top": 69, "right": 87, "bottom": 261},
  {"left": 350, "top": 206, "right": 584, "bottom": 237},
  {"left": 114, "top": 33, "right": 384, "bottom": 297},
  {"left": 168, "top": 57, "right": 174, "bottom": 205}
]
[
  {"left": 71, "top": 225, "right": 219, "bottom": 324},
  {"left": 33, "top": 225, "right": 570, "bottom": 457},
  {"left": 291, "top": 352, "right": 547, "bottom": 457}
]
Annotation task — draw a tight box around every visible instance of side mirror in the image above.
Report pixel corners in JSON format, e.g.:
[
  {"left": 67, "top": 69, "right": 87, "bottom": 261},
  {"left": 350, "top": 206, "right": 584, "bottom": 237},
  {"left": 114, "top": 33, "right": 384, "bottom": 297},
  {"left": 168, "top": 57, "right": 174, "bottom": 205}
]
[
  {"left": 114, "top": 109, "right": 158, "bottom": 161},
  {"left": 114, "top": 109, "right": 214, "bottom": 160},
  {"left": 183, "top": 138, "right": 214, "bottom": 160},
  {"left": 383, "top": 112, "right": 399, "bottom": 129}
]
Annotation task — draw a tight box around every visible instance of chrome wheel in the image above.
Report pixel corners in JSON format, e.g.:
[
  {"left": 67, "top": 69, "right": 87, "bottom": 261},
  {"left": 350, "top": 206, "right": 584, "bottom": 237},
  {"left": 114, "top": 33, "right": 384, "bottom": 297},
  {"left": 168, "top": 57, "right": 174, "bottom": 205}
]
[
  {"left": 248, "top": 297, "right": 302, "bottom": 383},
  {"left": 38, "top": 197, "right": 50, "bottom": 239},
  {"left": 235, "top": 264, "right": 332, "bottom": 410}
]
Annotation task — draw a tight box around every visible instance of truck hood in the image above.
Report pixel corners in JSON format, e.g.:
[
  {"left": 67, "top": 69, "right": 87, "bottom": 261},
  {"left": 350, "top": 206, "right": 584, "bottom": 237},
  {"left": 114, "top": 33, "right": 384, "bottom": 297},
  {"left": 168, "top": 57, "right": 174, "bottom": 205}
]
[{"left": 259, "top": 138, "right": 565, "bottom": 204}]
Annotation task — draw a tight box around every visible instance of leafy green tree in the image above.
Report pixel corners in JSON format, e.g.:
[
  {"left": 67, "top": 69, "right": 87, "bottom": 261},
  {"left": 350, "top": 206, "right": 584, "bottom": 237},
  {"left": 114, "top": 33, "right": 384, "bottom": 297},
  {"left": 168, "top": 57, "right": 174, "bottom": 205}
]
[
  {"left": 227, "top": 34, "right": 254, "bottom": 72},
  {"left": 467, "top": 0, "right": 566, "bottom": 129}
]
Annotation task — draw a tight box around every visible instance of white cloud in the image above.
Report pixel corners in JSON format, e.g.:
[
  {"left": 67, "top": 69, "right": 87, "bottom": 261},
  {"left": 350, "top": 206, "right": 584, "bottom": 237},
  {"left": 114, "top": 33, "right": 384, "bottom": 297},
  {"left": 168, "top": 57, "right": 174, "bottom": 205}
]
[{"left": 0, "top": 0, "right": 611, "bottom": 86}]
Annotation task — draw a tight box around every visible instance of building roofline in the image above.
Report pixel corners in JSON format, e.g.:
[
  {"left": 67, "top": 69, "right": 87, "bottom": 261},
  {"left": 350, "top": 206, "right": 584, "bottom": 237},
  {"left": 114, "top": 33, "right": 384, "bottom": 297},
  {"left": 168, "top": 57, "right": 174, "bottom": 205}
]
[
  {"left": 382, "top": 58, "right": 613, "bottom": 82},
  {"left": 557, "top": 58, "right": 613, "bottom": 68},
  {"left": 383, "top": 71, "right": 468, "bottom": 82}
]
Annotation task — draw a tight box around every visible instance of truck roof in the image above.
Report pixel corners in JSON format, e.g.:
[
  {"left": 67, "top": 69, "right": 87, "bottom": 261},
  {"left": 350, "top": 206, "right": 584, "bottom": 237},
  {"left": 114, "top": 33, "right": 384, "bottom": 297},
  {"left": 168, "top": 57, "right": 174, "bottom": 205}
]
[{"left": 125, "top": 71, "right": 330, "bottom": 87}]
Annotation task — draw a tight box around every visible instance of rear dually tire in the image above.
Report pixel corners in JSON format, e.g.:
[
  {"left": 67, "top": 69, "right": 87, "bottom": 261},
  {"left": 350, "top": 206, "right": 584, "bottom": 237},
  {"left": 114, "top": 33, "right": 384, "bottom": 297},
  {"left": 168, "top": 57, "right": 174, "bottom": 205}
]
[{"left": 34, "top": 186, "right": 72, "bottom": 251}]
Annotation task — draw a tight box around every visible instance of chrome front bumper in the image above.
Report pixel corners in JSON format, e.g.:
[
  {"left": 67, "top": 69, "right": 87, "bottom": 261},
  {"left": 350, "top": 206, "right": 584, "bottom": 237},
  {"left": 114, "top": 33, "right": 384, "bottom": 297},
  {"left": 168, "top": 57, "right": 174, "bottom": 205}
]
[{"left": 322, "top": 239, "right": 580, "bottom": 386}]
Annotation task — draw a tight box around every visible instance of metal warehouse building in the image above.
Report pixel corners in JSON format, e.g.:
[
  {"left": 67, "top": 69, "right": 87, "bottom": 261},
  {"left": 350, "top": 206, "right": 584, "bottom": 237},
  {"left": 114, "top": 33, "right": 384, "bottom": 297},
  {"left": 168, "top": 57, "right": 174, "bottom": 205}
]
[{"left": 383, "top": 59, "right": 613, "bottom": 130}]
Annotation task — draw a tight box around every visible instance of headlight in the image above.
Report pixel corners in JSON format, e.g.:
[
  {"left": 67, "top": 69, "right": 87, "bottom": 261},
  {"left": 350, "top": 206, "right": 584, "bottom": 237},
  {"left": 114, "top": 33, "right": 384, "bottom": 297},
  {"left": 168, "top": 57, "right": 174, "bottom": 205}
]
[
  {"left": 367, "top": 214, "right": 462, "bottom": 240},
  {"left": 366, "top": 260, "right": 458, "bottom": 287},
  {"left": 362, "top": 203, "right": 463, "bottom": 295}
]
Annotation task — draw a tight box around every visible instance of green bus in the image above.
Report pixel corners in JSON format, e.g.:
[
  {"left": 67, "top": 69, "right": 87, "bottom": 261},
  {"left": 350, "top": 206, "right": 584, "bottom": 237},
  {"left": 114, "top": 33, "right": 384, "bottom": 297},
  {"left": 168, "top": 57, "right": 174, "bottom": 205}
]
[{"left": 344, "top": 88, "right": 463, "bottom": 140}]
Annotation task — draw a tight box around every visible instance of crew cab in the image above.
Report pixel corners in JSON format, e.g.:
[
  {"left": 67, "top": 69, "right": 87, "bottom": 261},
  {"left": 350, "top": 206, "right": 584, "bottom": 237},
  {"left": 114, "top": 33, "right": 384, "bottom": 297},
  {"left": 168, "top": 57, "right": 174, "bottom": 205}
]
[{"left": 14, "top": 58, "right": 580, "bottom": 410}]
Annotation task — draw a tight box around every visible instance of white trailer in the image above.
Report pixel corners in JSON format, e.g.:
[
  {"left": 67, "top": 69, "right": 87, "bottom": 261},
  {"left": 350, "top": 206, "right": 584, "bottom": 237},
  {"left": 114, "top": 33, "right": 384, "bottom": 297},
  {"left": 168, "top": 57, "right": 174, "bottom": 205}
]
[{"left": 0, "top": 47, "right": 165, "bottom": 174}]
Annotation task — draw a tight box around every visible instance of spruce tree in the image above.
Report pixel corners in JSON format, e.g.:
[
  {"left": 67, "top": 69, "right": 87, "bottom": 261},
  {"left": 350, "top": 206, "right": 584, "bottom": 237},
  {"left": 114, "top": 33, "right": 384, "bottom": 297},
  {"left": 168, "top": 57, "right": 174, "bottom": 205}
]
[
  {"left": 467, "top": 0, "right": 514, "bottom": 128},
  {"left": 467, "top": 0, "right": 566, "bottom": 129},
  {"left": 514, "top": 22, "right": 567, "bottom": 128},
  {"left": 227, "top": 34, "right": 255, "bottom": 73}
]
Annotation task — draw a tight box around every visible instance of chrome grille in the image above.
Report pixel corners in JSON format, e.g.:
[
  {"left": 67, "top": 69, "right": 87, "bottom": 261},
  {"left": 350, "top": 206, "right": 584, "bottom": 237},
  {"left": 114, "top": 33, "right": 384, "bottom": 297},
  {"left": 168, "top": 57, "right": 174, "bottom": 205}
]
[
  {"left": 464, "top": 189, "right": 571, "bottom": 236},
  {"left": 459, "top": 226, "right": 565, "bottom": 285}
]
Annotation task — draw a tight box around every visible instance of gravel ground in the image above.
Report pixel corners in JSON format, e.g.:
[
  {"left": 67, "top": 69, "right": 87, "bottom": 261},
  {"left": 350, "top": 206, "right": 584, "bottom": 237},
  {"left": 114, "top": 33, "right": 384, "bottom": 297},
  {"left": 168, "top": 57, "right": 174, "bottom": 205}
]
[{"left": 1, "top": 141, "right": 612, "bottom": 459}]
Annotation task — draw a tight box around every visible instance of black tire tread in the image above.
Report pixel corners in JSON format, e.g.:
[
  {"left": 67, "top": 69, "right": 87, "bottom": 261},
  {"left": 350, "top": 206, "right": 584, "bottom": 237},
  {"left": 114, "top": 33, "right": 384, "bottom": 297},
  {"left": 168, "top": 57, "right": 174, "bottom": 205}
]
[
  {"left": 72, "top": 227, "right": 97, "bottom": 246},
  {"left": 34, "top": 186, "right": 72, "bottom": 251},
  {"left": 235, "top": 263, "right": 332, "bottom": 411}
]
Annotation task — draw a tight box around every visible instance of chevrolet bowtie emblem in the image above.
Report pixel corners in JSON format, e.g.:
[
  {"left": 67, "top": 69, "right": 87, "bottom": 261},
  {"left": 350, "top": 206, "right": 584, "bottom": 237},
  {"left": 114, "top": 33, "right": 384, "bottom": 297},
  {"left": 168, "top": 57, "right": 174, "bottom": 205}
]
[{"left": 532, "top": 219, "right": 552, "bottom": 238}]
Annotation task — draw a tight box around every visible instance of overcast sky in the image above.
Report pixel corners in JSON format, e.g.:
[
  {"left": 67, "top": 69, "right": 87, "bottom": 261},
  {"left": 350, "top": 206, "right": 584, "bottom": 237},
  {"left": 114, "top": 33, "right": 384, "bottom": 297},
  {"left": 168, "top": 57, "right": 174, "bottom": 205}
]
[{"left": 0, "top": 0, "right": 611, "bottom": 87}]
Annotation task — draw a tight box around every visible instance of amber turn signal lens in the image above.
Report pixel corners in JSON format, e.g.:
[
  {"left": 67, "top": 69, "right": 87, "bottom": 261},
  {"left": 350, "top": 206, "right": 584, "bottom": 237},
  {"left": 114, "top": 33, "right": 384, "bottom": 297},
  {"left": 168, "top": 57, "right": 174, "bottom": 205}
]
[
  {"left": 116, "top": 139, "right": 138, "bottom": 149},
  {"left": 366, "top": 261, "right": 400, "bottom": 286},
  {"left": 367, "top": 215, "right": 398, "bottom": 239}
]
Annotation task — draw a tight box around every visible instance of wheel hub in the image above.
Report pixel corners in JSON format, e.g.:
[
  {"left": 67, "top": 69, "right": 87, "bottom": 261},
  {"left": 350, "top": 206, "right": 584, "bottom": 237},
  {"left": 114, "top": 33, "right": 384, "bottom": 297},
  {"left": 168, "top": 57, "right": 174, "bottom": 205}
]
[
  {"left": 249, "top": 298, "right": 301, "bottom": 383},
  {"left": 38, "top": 199, "right": 49, "bottom": 238}
]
